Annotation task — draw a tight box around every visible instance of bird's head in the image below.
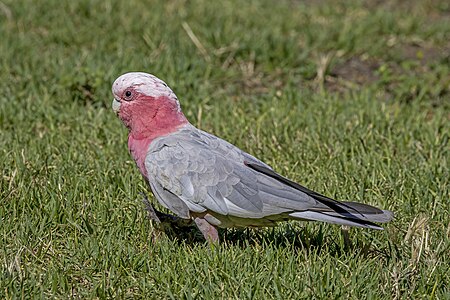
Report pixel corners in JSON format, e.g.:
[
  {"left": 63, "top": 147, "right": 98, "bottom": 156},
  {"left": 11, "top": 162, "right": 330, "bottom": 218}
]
[{"left": 112, "top": 72, "right": 188, "bottom": 139}]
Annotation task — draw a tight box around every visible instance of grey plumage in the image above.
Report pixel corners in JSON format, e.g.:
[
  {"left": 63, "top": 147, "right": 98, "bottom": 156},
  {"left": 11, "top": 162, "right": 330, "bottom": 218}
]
[{"left": 145, "top": 124, "right": 393, "bottom": 230}]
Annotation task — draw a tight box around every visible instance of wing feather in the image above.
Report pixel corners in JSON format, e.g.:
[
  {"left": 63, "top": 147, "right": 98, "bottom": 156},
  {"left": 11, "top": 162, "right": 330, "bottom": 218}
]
[
  {"left": 145, "top": 127, "right": 266, "bottom": 217},
  {"left": 144, "top": 125, "right": 391, "bottom": 227}
]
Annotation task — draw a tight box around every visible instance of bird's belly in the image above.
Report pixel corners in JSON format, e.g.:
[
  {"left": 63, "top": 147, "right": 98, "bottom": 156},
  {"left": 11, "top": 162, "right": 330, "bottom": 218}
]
[{"left": 191, "top": 210, "right": 290, "bottom": 228}]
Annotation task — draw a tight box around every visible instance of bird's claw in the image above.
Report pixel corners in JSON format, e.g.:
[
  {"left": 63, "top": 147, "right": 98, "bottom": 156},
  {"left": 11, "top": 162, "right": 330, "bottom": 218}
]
[
  {"left": 141, "top": 193, "right": 162, "bottom": 224},
  {"left": 141, "top": 193, "right": 195, "bottom": 233}
]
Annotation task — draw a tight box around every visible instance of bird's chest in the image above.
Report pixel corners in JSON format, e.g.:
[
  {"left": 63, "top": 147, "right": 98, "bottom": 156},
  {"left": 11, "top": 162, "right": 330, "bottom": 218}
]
[{"left": 128, "top": 136, "right": 153, "bottom": 179}]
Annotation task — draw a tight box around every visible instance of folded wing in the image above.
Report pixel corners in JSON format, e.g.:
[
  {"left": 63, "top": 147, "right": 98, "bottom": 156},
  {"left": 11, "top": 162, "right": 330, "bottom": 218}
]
[{"left": 145, "top": 126, "right": 393, "bottom": 229}]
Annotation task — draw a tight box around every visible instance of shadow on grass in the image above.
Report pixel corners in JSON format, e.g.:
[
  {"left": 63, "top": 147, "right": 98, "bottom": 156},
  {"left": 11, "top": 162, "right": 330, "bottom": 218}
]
[
  {"left": 152, "top": 217, "right": 393, "bottom": 260},
  {"left": 142, "top": 194, "right": 394, "bottom": 259}
]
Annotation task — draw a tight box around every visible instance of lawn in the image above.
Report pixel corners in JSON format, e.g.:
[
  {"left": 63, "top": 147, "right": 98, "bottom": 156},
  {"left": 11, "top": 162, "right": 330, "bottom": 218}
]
[{"left": 1, "top": 0, "right": 449, "bottom": 298}]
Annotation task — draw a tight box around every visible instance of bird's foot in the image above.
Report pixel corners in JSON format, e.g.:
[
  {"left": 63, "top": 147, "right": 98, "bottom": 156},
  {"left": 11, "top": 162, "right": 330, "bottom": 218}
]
[
  {"left": 194, "top": 217, "right": 219, "bottom": 243},
  {"left": 141, "top": 194, "right": 219, "bottom": 243},
  {"left": 142, "top": 193, "right": 162, "bottom": 224},
  {"left": 141, "top": 193, "right": 196, "bottom": 240}
]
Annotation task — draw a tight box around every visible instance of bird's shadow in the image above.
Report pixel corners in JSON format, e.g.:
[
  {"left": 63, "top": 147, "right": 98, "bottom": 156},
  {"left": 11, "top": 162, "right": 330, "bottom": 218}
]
[{"left": 142, "top": 195, "right": 393, "bottom": 259}]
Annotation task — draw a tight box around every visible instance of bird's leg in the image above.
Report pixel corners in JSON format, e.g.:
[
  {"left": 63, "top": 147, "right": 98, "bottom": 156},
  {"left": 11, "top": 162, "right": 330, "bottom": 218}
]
[
  {"left": 141, "top": 193, "right": 194, "bottom": 229},
  {"left": 142, "top": 193, "right": 162, "bottom": 224},
  {"left": 194, "top": 217, "right": 219, "bottom": 243},
  {"left": 142, "top": 194, "right": 218, "bottom": 242}
]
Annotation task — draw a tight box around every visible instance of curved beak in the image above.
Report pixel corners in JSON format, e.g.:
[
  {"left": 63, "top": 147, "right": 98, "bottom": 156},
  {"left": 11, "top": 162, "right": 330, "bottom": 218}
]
[{"left": 112, "top": 98, "right": 121, "bottom": 114}]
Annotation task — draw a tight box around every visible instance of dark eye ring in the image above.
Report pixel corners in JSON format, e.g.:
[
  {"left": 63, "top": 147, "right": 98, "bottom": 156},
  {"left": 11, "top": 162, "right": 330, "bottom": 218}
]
[{"left": 124, "top": 90, "right": 132, "bottom": 100}]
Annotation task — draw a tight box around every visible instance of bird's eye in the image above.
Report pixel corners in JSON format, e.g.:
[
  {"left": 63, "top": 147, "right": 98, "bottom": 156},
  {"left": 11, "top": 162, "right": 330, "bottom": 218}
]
[{"left": 124, "top": 90, "right": 133, "bottom": 100}]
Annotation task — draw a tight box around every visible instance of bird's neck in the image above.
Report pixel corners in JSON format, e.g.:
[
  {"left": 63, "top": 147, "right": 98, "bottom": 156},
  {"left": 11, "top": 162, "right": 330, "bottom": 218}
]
[{"left": 127, "top": 99, "right": 189, "bottom": 178}]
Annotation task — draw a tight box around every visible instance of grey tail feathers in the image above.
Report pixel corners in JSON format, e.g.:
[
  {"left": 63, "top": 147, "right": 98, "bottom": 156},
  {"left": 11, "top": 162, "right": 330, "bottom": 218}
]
[
  {"left": 289, "top": 205, "right": 394, "bottom": 230},
  {"left": 245, "top": 162, "right": 394, "bottom": 229}
]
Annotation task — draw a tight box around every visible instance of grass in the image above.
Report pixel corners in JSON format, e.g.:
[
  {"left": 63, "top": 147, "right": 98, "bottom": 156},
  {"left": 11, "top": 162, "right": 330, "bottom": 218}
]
[{"left": 1, "top": 0, "right": 449, "bottom": 298}]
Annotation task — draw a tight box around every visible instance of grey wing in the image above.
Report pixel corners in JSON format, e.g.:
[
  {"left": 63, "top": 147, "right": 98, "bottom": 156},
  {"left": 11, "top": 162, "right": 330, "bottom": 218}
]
[
  {"left": 148, "top": 180, "right": 191, "bottom": 219},
  {"left": 145, "top": 127, "right": 393, "bottom": 229},
  {"left": 145, "top": 134, "right": 264, "bottom": 218},
  {"left": 144, "top": 127, "right": 326, "bottom": 220}
]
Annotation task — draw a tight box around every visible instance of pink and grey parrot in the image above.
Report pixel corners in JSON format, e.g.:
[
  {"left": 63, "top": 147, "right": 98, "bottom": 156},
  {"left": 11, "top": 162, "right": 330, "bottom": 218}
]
[{"left": 112, "top": 72, "right": 393, "bottom": 242}]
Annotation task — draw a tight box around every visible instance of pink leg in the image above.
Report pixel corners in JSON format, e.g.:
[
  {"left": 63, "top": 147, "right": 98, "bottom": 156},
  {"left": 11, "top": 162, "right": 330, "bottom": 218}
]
[{"left": 194, "top": 217, "right": 219, "bottom": 243}]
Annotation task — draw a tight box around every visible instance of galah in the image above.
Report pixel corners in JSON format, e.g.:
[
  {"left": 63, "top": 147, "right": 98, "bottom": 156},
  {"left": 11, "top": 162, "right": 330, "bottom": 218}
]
[{"left": 112, "top": 72, "right": 393, "bottom": 242}]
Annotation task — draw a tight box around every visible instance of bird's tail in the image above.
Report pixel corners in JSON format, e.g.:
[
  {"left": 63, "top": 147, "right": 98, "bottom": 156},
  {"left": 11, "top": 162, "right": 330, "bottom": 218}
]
[
  {"left": 289, "top": 201, "right": 394, "bottom": 230},
  {"left": 244, "top": 162, "right": 394, "bottom": 230}
]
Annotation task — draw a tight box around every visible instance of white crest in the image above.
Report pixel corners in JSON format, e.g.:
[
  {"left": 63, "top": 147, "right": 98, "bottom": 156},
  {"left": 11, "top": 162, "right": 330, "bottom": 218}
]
[{"left": 112, "top": 72, "right": 179, "bottom": 103}]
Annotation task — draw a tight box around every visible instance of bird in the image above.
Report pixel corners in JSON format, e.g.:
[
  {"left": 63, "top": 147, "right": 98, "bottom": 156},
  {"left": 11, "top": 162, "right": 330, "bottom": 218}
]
[{"left": 111, "top": 72, "right": 393, "bottom": 242}]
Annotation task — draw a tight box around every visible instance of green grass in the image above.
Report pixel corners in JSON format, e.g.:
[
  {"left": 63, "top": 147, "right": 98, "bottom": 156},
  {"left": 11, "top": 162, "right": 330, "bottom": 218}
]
[{"left": 1, "top": 0, "right": 449, "bottom": 298}]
